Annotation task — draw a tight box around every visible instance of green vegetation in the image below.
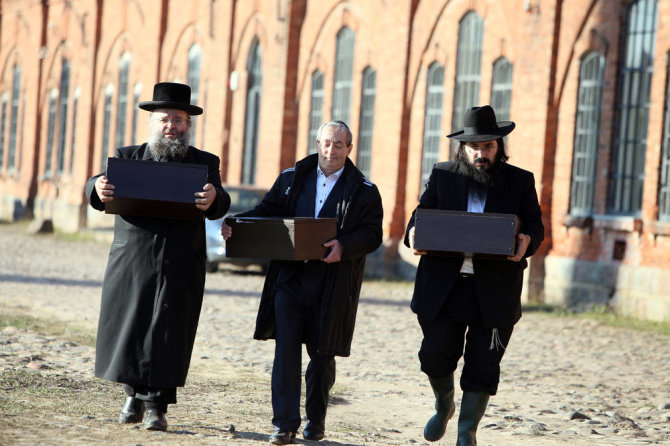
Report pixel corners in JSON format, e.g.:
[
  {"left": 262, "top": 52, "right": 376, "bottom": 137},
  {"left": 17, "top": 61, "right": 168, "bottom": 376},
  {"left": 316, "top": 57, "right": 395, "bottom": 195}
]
[{"left": 0, "top": 314, "right": 96, "bottom": 347}]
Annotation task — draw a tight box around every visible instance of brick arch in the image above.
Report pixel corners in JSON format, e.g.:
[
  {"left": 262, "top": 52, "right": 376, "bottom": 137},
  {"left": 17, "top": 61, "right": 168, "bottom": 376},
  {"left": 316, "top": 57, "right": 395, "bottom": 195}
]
[{"left": 164, "top": 22, "right": 206, "bottom": 81}]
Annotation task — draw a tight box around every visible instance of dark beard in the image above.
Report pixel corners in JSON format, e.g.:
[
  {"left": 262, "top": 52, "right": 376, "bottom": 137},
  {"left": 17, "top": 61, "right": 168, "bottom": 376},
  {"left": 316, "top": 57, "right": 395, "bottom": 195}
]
[
  {"left": 147, "top": 131, "right": 190, "bottom": 162},
  {"left": 457, "top": 156, "right": 498, "bottom": 187}
]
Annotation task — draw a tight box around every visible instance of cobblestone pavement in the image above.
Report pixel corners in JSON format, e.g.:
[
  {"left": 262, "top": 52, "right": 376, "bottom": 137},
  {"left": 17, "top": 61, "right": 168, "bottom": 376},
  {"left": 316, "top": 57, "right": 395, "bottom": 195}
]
[{"left": 1, "top": 223, "right": 669, "bottom": 445}]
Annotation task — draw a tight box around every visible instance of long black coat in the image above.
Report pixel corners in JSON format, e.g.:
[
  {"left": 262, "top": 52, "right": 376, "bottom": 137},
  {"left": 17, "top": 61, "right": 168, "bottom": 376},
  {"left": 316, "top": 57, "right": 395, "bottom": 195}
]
[
  {"left": 404, "top": 161, "right": 544, "bottom": 328},
  {"left": 241, "top": 154, "right": 383, "bottom": 357},
  {"left": 86, "top": 144, "right": 230, "bottom": 388}
]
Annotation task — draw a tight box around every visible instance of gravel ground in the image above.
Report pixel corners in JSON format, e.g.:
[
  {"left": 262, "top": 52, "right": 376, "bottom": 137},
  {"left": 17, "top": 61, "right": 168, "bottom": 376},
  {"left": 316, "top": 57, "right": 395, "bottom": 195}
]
[{"left": 1, "top": 222, "right": 669, "bottom": 445}]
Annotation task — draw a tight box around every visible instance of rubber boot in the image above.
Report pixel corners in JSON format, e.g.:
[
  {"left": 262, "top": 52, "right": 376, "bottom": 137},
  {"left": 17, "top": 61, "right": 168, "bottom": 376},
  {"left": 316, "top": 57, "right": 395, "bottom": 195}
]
[
  {"left": 455, "top": 391, "right": 490, "bottom": 446},
  {"left": 423, "top": 374, "right": 456, "bottom": 441}
]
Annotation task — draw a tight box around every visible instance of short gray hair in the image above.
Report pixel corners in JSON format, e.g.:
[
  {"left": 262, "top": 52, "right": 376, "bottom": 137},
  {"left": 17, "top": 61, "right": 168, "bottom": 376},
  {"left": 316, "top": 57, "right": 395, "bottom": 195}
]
[{"left": 316, "top": 120, "right": 352, "bottom": 146}]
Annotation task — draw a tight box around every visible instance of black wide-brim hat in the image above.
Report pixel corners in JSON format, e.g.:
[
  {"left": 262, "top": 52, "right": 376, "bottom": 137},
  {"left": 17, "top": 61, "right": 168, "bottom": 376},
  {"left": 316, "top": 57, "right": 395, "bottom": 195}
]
[
  {"left": 139, "top": 82, "right": 203, "bottom": 115},
  {"left": 446, "top": 105, "right": 515, "bottom": 142}
]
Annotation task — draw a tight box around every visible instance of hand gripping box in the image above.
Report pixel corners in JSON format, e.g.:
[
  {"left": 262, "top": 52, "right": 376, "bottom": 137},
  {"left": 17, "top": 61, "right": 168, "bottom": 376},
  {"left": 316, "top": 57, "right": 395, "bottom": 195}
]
[
  {"left": 104, "top": 157, "right": 207, "bottom": 221},
  {"left": 224, "top": 217, "right": 337, "bottom": 261},
  {"left": 414, "top": 208, "right": 520, "bottom": 257}
]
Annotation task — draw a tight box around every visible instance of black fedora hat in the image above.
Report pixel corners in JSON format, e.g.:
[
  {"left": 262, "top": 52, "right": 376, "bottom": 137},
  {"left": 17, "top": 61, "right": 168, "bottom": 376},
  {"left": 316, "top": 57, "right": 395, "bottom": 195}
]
[
  {"left": 446, "top": 105, "right": 514, "bottom": 142},
  {"left": 139, "top": 82, "right": 203, "bottom": 115}
]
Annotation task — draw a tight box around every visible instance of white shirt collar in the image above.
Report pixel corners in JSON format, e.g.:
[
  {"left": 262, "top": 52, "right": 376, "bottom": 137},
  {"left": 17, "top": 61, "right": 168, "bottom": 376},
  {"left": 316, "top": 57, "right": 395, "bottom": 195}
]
[{"left": 317, "top": 164, "right": 345, "bottom": 180}]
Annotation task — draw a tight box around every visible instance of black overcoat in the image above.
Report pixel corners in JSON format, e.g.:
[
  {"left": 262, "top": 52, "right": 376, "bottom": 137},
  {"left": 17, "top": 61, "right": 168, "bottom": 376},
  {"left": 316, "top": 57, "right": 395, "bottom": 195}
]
[
  {"left": 86, "top": 144, "right": 230, "bottom": 388},
  {"left": 404, "top": 161, "right": 544, "bottom": 328},
  {"left": 240, "top": 154, "right": 383, "bottom": 357}
]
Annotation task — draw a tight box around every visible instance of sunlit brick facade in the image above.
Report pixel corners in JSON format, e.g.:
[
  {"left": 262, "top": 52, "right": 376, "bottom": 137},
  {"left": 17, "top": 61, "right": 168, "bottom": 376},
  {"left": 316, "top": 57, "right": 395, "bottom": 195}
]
[{"left": 1, "top": 0, "right": 669, "bottom": 320}]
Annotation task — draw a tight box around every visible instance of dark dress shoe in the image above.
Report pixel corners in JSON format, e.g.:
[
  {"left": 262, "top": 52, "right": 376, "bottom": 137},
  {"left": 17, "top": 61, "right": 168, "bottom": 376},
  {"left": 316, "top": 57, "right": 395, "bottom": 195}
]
[
  {"left": 269, "top": 428, "right": 296, "bottom": 444},
  {"left": 143, "top": 408, "right": 168, "bottom": 431},
  {"left": 118, "top": 396, "right": 145, "bottom": 424},
  {"left": 303, "top": 427, "right": 325, "bottom": 441}
]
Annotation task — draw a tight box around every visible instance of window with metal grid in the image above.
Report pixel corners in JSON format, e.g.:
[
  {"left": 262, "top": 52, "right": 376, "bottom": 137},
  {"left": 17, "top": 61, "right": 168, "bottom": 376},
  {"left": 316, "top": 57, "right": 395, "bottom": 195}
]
[
  {"left": 491, "top": 57, "right": 513, "bottom": 122},
  {"left": 100, "top": 86, "right": 113, "bottom": 172},
  {"left": 57, "top": 60, "right": 70, "bottom": 173},
  {"left": 242, "top": 38, "right": 262, "bottom": 185},
  {"left": 356, "top": 67, "right": 376, "bottom": 178},
  {"left": 609, "top": 0, "right": 658, "bottom": 215},
  {"left": 659, "top": 55, "right": 670, "bottom": 220},
  {"left": 332, "top": 27, "right": 355, "bottom": 124},
  {"left": 8, "top": 64, "right": 20, "bottom": 170},
  {"left": 45, "top": 91, "right": 58, "bottom": 174},
  {"left": 570, "top": 51, "right": 605, "bottom": 216},
  {"left": 308, "top": 70, "right": 324, "bottom": 154},
  {"left": 188, "top": 44, "right": 201, "bottom": 146},
  {"left": 115, "top": 54, "right": 130, "bottom": 151},
  {"left": 451, "top": 11, "right": 483, "bottom": 158},
  {"left": 421, "top": 62, "right": 445, "bottom": 191}
]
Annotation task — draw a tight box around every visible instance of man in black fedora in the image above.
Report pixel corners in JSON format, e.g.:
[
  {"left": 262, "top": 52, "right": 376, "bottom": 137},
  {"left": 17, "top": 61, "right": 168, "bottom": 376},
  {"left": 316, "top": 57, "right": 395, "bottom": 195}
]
[
  {"left": 404, "top": 105, "right": 544, "bottom": 445},
  {"left": 85, "top": 82, "right": 230, "bottom": 431}
]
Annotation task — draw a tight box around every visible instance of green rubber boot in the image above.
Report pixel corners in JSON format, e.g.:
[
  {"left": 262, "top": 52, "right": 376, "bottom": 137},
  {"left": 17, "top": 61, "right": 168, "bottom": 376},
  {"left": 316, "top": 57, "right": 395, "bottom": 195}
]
[
  {"left": 455, "top": 391, "right": 490, "bottom": 446},
  {"left": 423, "top": 374, "right": 456, "bottom": 441}
]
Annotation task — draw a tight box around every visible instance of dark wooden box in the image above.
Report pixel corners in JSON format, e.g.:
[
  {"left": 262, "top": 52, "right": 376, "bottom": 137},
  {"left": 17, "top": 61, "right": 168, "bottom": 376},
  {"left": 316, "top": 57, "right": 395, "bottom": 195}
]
[
  {"left": 414, "top": 209, "right": 520, "bottom": 256},
  {"left": 104, "top": 157, "right": 207, "bottom": 221},
  {"left": 224, "top": 217, "right": 337, "bottom": 261}
]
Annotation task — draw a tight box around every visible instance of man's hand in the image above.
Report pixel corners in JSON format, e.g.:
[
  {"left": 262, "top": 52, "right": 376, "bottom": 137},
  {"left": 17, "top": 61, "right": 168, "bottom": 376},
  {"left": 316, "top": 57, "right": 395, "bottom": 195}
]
[
  {"left": 95, "top": 176, "right": 115, "bottom": 202},
  {"left": 507, "top": 233, "right": 530, "bottom": 262},
  {"left": 322, "top": 239, "right": 343, "bottom": 263},
  {"left": 409, "top": 227, "right": 427, "bottom": 256},
  {"left": 195, "top": 183, "right": 216, "bottom": 211},
  {"left": 220, "top": 222, "right": 232, "bottom": 240}
]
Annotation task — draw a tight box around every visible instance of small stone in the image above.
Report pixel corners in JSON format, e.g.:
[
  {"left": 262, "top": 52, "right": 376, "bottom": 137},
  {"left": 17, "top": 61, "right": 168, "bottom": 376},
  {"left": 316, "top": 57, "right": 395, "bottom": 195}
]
[
  {"left": 527, "top": 423, "right": 548, "bottom": 435},
  {"left": 26, "top": 360, "right": 48, "bottom": 369},
  {"left": 569, "top": 411, "right": 591, "bottom": 421},
  {"left": 658, "top": 402, "right": 670, "bottom": 410},
  {"left": 228, "top": 424, "right": 235, "bottom": 433}
]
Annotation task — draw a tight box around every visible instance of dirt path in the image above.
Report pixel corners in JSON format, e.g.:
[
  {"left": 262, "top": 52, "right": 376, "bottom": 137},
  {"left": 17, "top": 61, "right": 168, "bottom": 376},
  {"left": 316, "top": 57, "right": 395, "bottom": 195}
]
[{"left": 1, "top": 223, "right": 669, "bottom": 445}]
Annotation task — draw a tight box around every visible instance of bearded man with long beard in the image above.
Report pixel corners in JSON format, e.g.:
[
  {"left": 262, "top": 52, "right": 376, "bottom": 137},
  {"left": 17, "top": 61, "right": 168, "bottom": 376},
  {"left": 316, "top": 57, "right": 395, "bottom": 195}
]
[
  {"left": 404, "top": 105, "right": 544, "bottom": 445},
  {"left": 85, "top": 82, "right": 230, "bottom": 432}
]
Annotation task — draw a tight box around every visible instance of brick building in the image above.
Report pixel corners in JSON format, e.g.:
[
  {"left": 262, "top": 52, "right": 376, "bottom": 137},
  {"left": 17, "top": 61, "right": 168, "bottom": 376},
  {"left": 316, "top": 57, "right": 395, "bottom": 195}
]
[{"left": 1, "top": 0, "right": 668, "bottom": 321}]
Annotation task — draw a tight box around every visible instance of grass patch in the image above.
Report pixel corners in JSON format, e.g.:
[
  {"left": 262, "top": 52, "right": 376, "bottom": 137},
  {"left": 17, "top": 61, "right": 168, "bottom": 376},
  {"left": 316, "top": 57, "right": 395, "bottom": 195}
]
[
  {"left": 0, "top": 314, "right": 96, "bottom": 347},
  {"left": 523, "top": 304, "right": 670, "bottom": 336},
  {"left": 560, "top": 307, "right": 670, "bottom": 336},
  {"left": 0, "top": 368, "right": 118, "bottom": 417}
]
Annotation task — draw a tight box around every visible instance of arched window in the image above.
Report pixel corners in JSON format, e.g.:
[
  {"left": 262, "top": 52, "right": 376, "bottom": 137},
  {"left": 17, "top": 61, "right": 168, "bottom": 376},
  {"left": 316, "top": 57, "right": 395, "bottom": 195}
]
[
  {"left": 188, "top": 44, "right": 202, "bottom": 145},
  {"left": 8, "top": 64, "right": 21, "bottom": 170},
  {"left": 357, "top": 67, "right": 376, "bottom": 177},
  {"left": 45, "top": 89, "right": 58, "bottom": 174},
  {"left": 421, "top": 62, "right": 445, "bottom": 189},
  {"left": 56, "top": 60, "right": 70, "bottom": 173},
  {"left": 609, "top": 0, "right": 658, "bottom": 214},
  {"left": 242, "top": 38, "right": 262, "bottom": 184},
  {"left": 115, "top": 53, "right": 131, "bottom": 149},
  {"left": 131, "top": 83, "right": 142, "bottom": 144},
  {"left": 491, "top": 57, "right": 513, "bottom": 122},
  {"left": 100, "top": 85, "right": 114, "bottom": 172},
  {"left": 659, "top": 54, "right": 670, "bottom": 220},
  {"left": 69, "top": 88, "right": 80, "bottom": 174},
  {"left": 451, "top": 11, "right": 484, "bottom": 157},
  {"left": 0, "top": 94, "right": 7, "bottom": 171},
  {"left": 332, "top": 27, "right": 355, "bottom": 123},
  {"left": 308, "top": 70, "right": 324, "bottom": 154},
  {"left": 570, "top": 52, "right": 605, "bottom": 216}
]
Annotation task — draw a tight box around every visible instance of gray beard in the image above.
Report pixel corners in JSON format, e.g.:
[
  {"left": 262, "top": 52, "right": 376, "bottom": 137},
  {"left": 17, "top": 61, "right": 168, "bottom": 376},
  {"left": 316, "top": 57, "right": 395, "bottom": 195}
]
[{"left": 147, "top": 131, "right": 190, "bottom": 162}]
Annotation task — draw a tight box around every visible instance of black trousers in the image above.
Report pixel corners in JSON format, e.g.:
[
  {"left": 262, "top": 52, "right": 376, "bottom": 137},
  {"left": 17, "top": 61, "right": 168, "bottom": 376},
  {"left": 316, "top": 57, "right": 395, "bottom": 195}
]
[
  {"left": 271, "top": 288, "right": 335, "bottom": 432},
  {"left": 122, "top": 384, "right": 175, "bottom": 413},
  {"left": 417, "top": 275, "right": 513, "bottom": 395}
]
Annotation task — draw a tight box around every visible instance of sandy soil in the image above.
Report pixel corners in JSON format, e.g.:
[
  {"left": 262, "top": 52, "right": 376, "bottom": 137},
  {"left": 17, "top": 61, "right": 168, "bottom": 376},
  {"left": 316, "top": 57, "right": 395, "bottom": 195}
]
[{"left": 1, "top": 223, "right": 669, "bottom": 445}]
